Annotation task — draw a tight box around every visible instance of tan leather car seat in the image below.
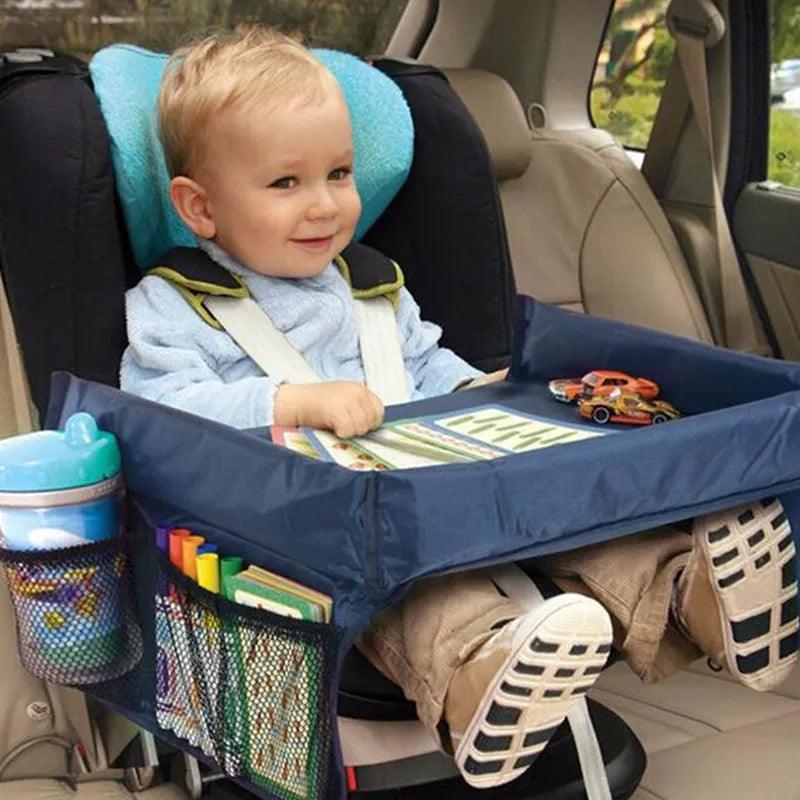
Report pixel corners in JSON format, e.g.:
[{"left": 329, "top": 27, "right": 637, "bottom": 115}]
[
  {"left": 0, "top": 287, "right": 190, "bottom": 799},
  {"left": 443, "top": 68, "right": 713, "bottom": 343},
  {"left": 444, "top": 66, "right": 800, "bottom": 800},
  {"left": 0, "top": 570, "right": 189, "bottom": 800}
]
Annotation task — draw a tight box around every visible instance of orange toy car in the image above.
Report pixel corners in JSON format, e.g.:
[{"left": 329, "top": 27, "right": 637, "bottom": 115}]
[
  {"left": 578, "top": 390, "right": 681, "bottom": 426},
  {"left": 548, "top": 370, "right": 660, "bottom": 403}
]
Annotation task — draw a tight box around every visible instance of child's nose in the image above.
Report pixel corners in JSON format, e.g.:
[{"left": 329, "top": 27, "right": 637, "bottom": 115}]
[{"left": 307, "top": 184, "right": 338, "bottom": 220}]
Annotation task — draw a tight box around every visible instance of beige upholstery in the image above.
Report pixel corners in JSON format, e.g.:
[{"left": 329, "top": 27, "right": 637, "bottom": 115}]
[
  {"left": 0, "top": 572, "right": 77, "bottom": 782},
  {"left": 446, "top": 66, "right": 800, "bottom": 798},
  {"left": 748, "top": 253, "right": 800, "bottom": 362},
  {"left": 594, "top": 661, "right": 800, "bottom": 800},
  {"left": 442, "top": 69, "right": 532, "bottom": 182},
  {"left": 0, "top": 275, "right": 37, "bottom": 440},
  {"left": 0, "top": 780, "right": 187, "bottom": 800},
  {"left": 444, "top": 68, "right": 715, "bottom": 343},
  {"left": 504, "top": 129, "right": 715, "bottom": 341}
]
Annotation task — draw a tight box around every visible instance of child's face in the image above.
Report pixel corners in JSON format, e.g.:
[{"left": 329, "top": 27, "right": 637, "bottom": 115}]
[{"left": 193, "top": 90, "right": 361, "bottom": 278}]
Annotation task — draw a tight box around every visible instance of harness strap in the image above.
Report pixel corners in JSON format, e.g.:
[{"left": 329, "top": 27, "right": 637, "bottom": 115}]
[
  {"left": 152, "top": 244, "right": 411, "bottom": 405},
  {"left": 352, "top": 296, "right": 410, "bottom": 406},
  {"left": 205, "top": 295, "right": 320, "bottom": 385}
]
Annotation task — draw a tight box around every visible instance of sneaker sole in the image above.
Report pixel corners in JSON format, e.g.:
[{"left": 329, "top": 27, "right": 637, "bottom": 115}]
[
  {"left": 453, "top": 594, "right": 613, "bottom": 790},
  {"left": 697, "top": 498, "right": 799, "bottom": 691}
]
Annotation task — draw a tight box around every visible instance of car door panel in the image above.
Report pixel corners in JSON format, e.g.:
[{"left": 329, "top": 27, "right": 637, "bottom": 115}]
[{"left": 734, "top": 183, "right": 800, "bottom": 359}]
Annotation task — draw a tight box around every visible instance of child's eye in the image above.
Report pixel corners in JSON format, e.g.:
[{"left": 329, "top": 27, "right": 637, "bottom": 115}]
[
  {"left": 329, "top": 167, "right": 352, "bottom": 181},
  {"left": 270, "top": 176, "right": 297, "bottom": 189}
]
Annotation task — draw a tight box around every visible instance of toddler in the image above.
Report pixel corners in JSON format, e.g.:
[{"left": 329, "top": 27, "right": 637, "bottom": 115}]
[{"left": 121, "top": 26, "right": 799, "bottom": 789}]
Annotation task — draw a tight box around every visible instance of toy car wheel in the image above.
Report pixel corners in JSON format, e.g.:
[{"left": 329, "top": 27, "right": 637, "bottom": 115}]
[
  {"left": 592, "top": 406, "right": 611, "bottom": 424},
  {"left": 651, "top": 413, "right": 669, "bottom": 424}
]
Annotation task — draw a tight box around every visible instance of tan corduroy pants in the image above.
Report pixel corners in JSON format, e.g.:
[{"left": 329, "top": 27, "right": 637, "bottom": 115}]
[{"left": 357, "top": 526, "right": 700, "bottom": 735}]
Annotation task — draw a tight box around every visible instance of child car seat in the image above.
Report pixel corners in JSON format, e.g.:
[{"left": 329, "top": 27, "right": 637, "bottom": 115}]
[{"left": 0, "top": 49, "right": 645, "bottom": 798}]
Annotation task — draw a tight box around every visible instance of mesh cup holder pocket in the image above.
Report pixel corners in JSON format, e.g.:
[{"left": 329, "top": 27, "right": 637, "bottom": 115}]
[
  {"left": 156, "top": 556, "right": 340, "bottom": 800},
  {"left": 0, "top": 535, "right": 143, "bottom": 686}
]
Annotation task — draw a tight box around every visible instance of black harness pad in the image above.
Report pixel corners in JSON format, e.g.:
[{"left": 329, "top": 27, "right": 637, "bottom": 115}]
[{"left": 153, "top": 247, "right": 243, "bottom": 291}]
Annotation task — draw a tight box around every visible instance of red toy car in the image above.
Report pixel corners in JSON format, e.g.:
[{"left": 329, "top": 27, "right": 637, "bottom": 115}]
[{"left": 548, "top": 370, "right": 660, "bottom": 403}]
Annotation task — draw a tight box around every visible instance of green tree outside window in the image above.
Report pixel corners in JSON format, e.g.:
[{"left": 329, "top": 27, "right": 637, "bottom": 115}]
[
  {"left": 591, "top": 0, "right": 800, "bottom": 189},
  {"left": 0, "top": 0, "right": 408, "bottom": 61},
  {"left": 590, "top": 0, "right": 671, "bottom": 151},
  {"left": 770, "top": 0, "right": 800, "bottom": 187}
]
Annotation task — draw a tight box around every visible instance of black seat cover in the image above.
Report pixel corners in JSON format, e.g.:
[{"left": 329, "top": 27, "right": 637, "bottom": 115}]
[
  {"left": 363, "top": 60, "right": 516, "bottom": 374},
  {"left": 0, "top": 51, "right": 136, "bottom": 418}
]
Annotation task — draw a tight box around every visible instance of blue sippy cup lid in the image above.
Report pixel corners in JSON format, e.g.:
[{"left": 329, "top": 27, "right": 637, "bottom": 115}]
[{"left": 0, "top": 413, "right": 121, "bottom": 492}]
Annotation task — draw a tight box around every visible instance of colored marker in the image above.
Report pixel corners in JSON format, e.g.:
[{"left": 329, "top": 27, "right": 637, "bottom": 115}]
[
  {"left": 167, "top": 528, "right": 202, "bottom": 748},
  {"left": 155, "top": 525, "right": 171, "bottom": 558},
  {"left": 181, "top": 535, "right": 205, "bottom": 581},
  {"left": 221, "top": 556, "right": 244, "bottom": 601},
  {"left": 218, "top": 554, "right": 246, "bottom": 773},
  {"left": 154, "top": 525, "right": 182, "bottom": 734},
  {"left": 168, "top": 528, "right": 191, "bottom": 570},
  {"left": 197, "top": 553, "right": 220, "bottom": 594}
]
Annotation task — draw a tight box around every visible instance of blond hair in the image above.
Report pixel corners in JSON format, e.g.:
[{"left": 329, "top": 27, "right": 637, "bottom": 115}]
[{"left": 158, "top": 25, "right": 340, "bottom": 176}]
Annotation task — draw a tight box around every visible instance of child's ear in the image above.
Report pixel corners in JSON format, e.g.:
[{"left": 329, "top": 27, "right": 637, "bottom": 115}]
[{"left": 170, "top": 176, "right": 216, "bottom": 239}]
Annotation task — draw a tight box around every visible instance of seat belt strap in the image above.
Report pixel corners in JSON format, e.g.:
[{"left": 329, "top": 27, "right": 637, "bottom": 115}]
[
  {"left": 641, "top": 55, "right": 689, "bottom": 201},
  {"left": 674, "top": 27, "right": 759, "bottom": 353},
  {"left": 206, "top": 295, "right": 321, "bottom": 385},
  {"left": 567, "top": 697, "right": 613, "bottom": 800},
  {"left": 59, "top": 687, "right": 101, "bottom": 772},
  {"left": 488, "top": 564, "right": 612, "bottom": 800},
  {"left": 352, "top": 296, "right": 410, "bottom": 405},
  {"left": 205, "top": 294, "right": 411, "bottom": 406},
  {"left": 642, "top": 0, "right": 761, "bottom": 353}
]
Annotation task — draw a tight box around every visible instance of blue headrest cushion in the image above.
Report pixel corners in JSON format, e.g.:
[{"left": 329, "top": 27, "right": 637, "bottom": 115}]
[{"left": 89, "top": 45, "right": 413, "bottom": 270}]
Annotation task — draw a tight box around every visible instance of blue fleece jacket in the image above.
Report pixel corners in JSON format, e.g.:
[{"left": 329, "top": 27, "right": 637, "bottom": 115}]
[{"left": 120, "top": 240, "right": 482, "bottom": 429}]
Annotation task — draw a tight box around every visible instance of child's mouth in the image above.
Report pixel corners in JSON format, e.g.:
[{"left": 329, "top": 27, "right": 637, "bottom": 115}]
[{"left": 292, "top": 235, "right": 335, "bottom": 251}]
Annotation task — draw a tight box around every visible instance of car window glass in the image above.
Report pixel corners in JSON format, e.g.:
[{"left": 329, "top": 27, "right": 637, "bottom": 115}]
[
  {"left": 1, "top": 0, "right": 409, "bottom": 59},
  {"left": 590, "top": 0, "right": 673, "bottom": 151},
  {"left": 584, "top": 373, "right": 600, "bottom": 387},
  {"left": 770, "top": 0, "right": 800, "bottom": 188}
]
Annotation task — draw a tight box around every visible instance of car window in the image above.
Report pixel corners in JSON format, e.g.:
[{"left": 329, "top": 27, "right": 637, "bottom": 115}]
[
  {"left": 589, "top": 0, "right": 673, "bottom": 151},
  {"left": 0, "top": 0, "right": 409, "bottom": 60},
  {"left": 584, "top": 373, "right": 600, "bottom": 387},
  {"left": 769, "top": 0, "right": 800, "bottom": 188}
]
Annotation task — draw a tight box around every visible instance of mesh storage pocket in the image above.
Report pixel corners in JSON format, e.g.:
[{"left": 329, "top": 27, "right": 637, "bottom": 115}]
[
  {"left": 156, "top": 556, "right": 339, "bottom": 800},
  {"left": 0, "top": 535, "right": 142, "bottom": 685}
]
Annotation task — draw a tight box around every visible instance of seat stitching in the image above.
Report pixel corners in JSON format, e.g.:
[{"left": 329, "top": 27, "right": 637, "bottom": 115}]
[
  {"left": 590, "top": 686, "right": 723, "bottom": 732},
  {"left": 763, "top": 260, "right": 800, "bottom": 349},
  {"left": 577, "top": 178, "right": 616, "bottom": 312},
  {"left": 601, "top": 163, "right": 712, "bottom": 341}
]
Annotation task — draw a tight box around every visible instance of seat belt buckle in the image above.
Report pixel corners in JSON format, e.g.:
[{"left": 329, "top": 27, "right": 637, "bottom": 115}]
[
  {"left": 666, "top": 0, "right": 725, "bottom": 47},
  {"left": 670, "top": 15, "right": 711, "bottom": 39},
  {"left": 69, "top": 742, "right": 90, "bottom": 776}
]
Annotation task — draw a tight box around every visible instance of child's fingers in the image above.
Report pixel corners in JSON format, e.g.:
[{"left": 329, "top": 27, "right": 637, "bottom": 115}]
[
  {"left": 332, "top": 408, "right": 358, "bottom": 439},
  {"left": 366, "top": 391, "right": 384, "bottom": 430}
]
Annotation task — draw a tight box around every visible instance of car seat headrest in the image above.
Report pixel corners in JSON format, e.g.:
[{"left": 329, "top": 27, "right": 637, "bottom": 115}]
[
  {"left": 442, "top": 68, "right": 532, "bottom": 182},
  {"left": 89, "top": 45, "right": 413, "bottom": 270}
]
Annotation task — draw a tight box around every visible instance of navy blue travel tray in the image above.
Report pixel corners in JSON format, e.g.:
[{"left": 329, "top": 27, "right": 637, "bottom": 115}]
[{"left": 46, "top": 295, "right": 800, "bottom": 798}]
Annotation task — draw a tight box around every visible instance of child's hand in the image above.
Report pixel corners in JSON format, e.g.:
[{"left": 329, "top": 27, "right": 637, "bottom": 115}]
[
  {"left": 461, "top": 368, "right": 509, "bottom": 390},
  {"left": 274, "top": 382, "right": 384, "bottom": 438}
]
